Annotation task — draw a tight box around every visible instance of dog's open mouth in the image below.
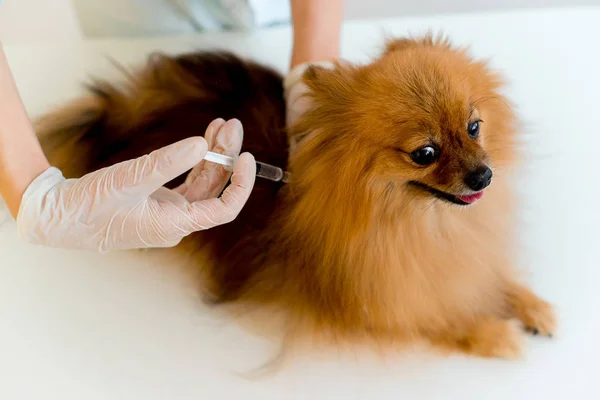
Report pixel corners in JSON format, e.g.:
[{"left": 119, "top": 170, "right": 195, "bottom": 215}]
[
  {"left": 455, "top": 192, "right": 484, "bottom": 204},
  {"left": 408, "top": 181, "right": 484, "bottom": 206}
]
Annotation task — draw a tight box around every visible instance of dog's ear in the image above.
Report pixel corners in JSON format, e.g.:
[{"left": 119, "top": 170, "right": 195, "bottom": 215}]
[
  {"left": 301, "top": 62, "right": 356, "bottom": 105},
  {"left": 303, "top": 64, "right": 341, "bottom": 87},
  {"left": 303, "top": 64, "right": 331, "bottom": 83},
  {"left": 286, "top": 62, "right": 357, "bottom": 158},
  {"left": 285, "top": 62, "right": 353, "bottom": 131},
  {"left": 383, "top": 38, "right": 419, "bottom": 54},
  {"left": 382, "top": 33, "right": 452, "bottom": 56}
]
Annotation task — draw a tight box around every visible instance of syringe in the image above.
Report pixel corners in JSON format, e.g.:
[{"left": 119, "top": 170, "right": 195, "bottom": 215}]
[{"left": 203, "top": 151, "right": 290, "bottom": 183}]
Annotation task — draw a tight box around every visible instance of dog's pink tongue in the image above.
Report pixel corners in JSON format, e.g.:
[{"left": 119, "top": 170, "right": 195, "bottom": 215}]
[{"left": 457, "top": 192, "right": 484, "bottom": 204}]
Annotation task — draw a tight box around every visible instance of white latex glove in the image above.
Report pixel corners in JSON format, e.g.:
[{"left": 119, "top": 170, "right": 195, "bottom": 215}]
[
  {"left": 173, "top": 118, "right": 244, "bottom": 202},
  {"left": 16, "top": 118, "right": 256, "bottom": 252}
]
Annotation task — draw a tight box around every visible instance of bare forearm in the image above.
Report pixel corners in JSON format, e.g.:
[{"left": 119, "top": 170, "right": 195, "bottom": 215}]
[
  {"left": 290, "top": 0, "right": 344, "bottom": 69},
  {"left": 0, "top": 43, "right": 50, "bottom": 218}
]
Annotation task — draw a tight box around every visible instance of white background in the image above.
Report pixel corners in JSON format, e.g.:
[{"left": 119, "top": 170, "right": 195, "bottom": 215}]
[
  {"left": 1, "top": 5, "right": 600, "bottom": 400},
  {"left": 1, "top": 0, "right": 600, "bottom": 40}
]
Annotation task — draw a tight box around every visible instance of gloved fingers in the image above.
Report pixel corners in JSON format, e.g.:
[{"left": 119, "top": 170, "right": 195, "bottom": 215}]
[
  {"left": 111, "top": 136, "right": 208, "bottom": 198},
  {"left": 128, "top": 187, "right": 191, "bottom": 249},
  {"left": 204, "top": 117, "right": 227, "bottom": 149},
  {"left": 284, "top": 62, "right": 315, "bottom": 127},
  {"left": 173, "top": 118, "right": 226, "bottom": 197},
  {"left": 176, "top": 119, "right": 244, "bottom": 202},
  {"left": 210, "top": 119, "right": 244, "bottom": 164},
  {"left": 184, "top": 118, "right": 228, "bottom": 185},
  {"left": 284, "top": 61, "right": 336, "bottom": 127},
  {"left": 194, "top": 118, "right": 244, "bottom": 198},
  {"left": 286, "top": 83, "right": 312, "bottom": 128},
  {"left": 179, "top": 152, "right": 256, "bottom": 232}
]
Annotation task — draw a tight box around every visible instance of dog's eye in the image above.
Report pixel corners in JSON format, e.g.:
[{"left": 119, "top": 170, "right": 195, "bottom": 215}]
[
  {"left": 410, "top": 146, "right": 438, "bottom": 166},
  {"left": 467, "top": 120, "right": 482, "bottom": 139}
]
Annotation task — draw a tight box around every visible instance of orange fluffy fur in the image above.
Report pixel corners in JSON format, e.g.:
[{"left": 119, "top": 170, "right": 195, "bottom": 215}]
[
  {"left": 226, "top": 36, "right": 556, "bottom": 358},
  {"left": 37, "top": 35, "right": 556, "bottom": 361}
]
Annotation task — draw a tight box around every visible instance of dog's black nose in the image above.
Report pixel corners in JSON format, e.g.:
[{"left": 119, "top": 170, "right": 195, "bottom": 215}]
[{"left": 464, "top": 166, "right": 493, "bottom": 191}]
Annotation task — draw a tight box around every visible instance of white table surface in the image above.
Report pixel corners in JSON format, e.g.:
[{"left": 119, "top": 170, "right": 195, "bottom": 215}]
[{"left": 1, "top": 6, "right": 599, "bottom": 400}]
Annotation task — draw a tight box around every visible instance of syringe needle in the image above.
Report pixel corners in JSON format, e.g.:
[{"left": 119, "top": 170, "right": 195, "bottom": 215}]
[{"left": 203, "top": 151, "right": 289, "bottom": 183}]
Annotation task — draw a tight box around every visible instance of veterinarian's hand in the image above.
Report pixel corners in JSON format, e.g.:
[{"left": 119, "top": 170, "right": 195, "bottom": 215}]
[
  {"left": 283, "top": 61, "right": 335, "bottom": 154},
  {"left": 16, "top": 119, "right": 256, "bottom": 252},
  {"left": 286, "top": 0, "right": 342, "bottom": 128},
  {"left": 173, "top": 118, "right": 245, "bottom": 202},
  {"left": 284, "top": 61, "right": 333, "bottom": 128}
]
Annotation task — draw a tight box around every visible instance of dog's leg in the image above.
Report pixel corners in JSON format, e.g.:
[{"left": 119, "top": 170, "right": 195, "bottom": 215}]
[
  {"left": 446, "top": 317, "right": 524, "bottom": 359},
  {"left": 505, "top": 282, "right": 556, "bottom": 337},
  {"left": 431, "top": 282, "right": 556, "bottom": 359}
]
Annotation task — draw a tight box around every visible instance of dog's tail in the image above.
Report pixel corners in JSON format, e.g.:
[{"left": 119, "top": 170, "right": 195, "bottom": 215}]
[
  {"left": 34, "top": 65, "right": 190, "bottom": 180},
  {"left": 36, "top": 87, "right": 113, "bottom": 178},
  {"left": 36, "top": 51, "right": 289, "bottom": 187}
]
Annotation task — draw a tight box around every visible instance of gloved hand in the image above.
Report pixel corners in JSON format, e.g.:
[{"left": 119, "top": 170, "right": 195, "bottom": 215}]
[
  {"left": 173, "top": 118, "right": 244, "bottom": 202},
  {"left": 16, "top": 118, "right": 255, "bottom": 252},
  {"left": 283, "top": 61, "right": 335, "bottom": 153}
]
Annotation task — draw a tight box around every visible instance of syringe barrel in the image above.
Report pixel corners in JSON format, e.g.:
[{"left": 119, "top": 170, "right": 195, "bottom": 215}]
[{"left": 255, "top": 161, "right": 283, "bottom": 182}]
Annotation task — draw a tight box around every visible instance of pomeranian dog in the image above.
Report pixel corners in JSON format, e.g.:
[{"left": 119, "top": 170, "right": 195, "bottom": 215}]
[{"left": 36, "top": 35, "right": 556, "bottom": 359}]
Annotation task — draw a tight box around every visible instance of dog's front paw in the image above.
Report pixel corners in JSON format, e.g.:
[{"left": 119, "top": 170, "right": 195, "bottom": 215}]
[
  {"left": 506, "top": 282, "right": 557, "bottom": 338},
  {"left": 507, "top": 283, "right": 556, "bottom": 337},
  {"left": 519, "top": 298, "right": 556, "bottom": 337}
]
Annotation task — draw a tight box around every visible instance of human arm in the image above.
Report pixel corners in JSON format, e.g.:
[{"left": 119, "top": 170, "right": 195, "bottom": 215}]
[
  {"left": 285, "top": 0, "right": 344, "bottom": 132},
  {"left": 0, "top": 43, "right": 51, "bottom": 218},
  {"left": 289, "top": 0, "right": 344, "bottom": 69}
]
